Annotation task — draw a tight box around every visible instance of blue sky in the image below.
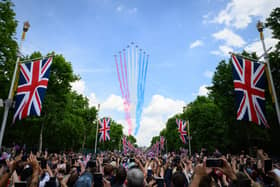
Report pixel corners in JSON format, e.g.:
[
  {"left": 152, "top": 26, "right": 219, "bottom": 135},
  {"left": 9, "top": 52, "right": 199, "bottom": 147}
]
[{"left": 13, "top": 0, "right": 279, "bottom": 146}]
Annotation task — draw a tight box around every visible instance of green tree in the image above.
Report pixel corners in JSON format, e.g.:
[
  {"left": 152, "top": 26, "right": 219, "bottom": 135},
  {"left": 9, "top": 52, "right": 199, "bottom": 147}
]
[
  {"left": 127, "top": 135, "right": 137, "bottom": 146},
  {"left": 3, "top": 52, "right": 81, "bottom": 151},
  {"left": 150, "top": 136, "right": 160, "bottom": 146},
  {"left": 0, "top": 0, "right": 18, "bottom": 99},
  {"left": 164, "top": 115, "right": 186, "bottom": 152}
]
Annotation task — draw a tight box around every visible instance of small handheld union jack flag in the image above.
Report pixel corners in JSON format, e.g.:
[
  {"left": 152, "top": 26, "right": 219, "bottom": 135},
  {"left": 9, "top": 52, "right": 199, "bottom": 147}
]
[
  {"left": 231, "top": 54, "right": 269, "bottom": 128},
  {"left": 99, "top": 117, "right": 111, "bottom": 142},
  {"left": 13, "top": 57, "right": 53, "bottom": 122},
  {"left": 176, "top": 118, "right": 188, "bottom": 144}
]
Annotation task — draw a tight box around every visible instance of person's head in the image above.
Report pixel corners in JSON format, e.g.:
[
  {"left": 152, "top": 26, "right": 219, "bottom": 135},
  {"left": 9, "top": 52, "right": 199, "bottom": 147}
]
[
  {"left": 115, "top": 167, "right": 127, "bottom": 185},
  {"left": 86, "top": 160, "right": 97, "bottom": 174},
  {"left": 104, "top": 164, "right": 114, "bottom": 177},
  {"left": 171, "top": 172, "right": 186, "bottom": 187},
  {"left": 127, "top": 168, "right": 144, "bottom": 187},
  {"left": 74, "top": 172, "right": 93, "bottom": 187}
]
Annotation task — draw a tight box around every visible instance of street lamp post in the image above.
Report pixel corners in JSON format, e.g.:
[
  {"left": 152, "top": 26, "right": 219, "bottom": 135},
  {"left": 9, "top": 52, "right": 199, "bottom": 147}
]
[
  {"left": 0, "top": 22, "right": 30, "bottom": 149},
  {"left": 256, "top": 21, "right": 280, "bottom": 126},
  {"left": 94, "top": 104, "right": 100, "bottom": 154}
]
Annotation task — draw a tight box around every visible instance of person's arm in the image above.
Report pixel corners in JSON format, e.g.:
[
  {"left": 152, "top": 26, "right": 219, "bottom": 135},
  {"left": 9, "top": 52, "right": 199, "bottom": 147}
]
[
  {"left": 0, "top": 171, "right": 13, "bottom": 187},
  {"left": 116, "top": 157, "right": 120, "bottom": 168},
  {"left": 46, "top": 163, "right": 54, "bottom": 177},
  {"left": 189, "top": 164, "right": 209, "bottom": 187},
  {"left": 28, "top": 154, "right": 41, "bottom": 187},
  {"left": 0, "top": 153, "right": 22, "bottom": 187},
  {"left": 135, "top": 158, "right": 146, "bottom": 177},
  {"left": 215, "top": 158, "right": 237, "bottom": 181}
]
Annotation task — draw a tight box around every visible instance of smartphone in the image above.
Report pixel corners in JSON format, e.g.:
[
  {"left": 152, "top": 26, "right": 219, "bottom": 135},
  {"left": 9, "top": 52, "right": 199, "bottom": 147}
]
[
  {"left": 155, "top": 177, "right": 165, "bottom": 187},
  {"left": 147, "top": 169, "right": 152, "bottom": 177},
  {"left": 94, "top": 173, "right": 103, "bottom": 187},
  {"left": 15, "top": 182, "right": 27, "bottom": 187},
  {"left": 77, "top": 166, "right": 81, "bottom": 173},
  {"left": 41, "top": 159, "right": 47, "bottom": 169},
  {"left": 206, "top": 159, "right": 223, "bottom": 167},
  {"left": 264, "top": 159, "right": 272, "bottom": 173}
]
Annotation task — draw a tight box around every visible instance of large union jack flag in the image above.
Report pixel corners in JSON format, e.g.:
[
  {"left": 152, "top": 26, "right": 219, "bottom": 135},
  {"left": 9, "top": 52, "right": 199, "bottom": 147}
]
[
  {"left": 231, "top": 54, "right": 269, "bottom": 128},
  {"left": 176, "top": 118, "right": 188, "bottom": 144},
  {"left": 99, "top": 117, "right": 111, "bottom": 142},
  {"left": 13, "top": 57, "right": 53, "bottom": 122}
]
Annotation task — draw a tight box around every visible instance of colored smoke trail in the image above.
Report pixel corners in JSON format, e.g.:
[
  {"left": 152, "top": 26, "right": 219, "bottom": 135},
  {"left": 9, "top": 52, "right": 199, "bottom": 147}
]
[
  {"left": 114, "top": 55, "right": 125, "bottom": 98},
  {"left": 123, "top": 50, "right": 130, "bottom": 101},
  {"left": 114, "top": 43, "right": 150, "bottom": 135},
  {"left": 134, "top": 52, "right": 149, "bottom": 135}
]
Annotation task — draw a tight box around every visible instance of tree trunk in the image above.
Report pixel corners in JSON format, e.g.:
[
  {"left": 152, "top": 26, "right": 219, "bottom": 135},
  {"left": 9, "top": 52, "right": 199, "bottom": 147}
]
[
  {"left": 39, "top": 123, "right": 44, "bottom": 153},
  {"left": 82, "top": 133, "right": 86, "bottom": 151}
]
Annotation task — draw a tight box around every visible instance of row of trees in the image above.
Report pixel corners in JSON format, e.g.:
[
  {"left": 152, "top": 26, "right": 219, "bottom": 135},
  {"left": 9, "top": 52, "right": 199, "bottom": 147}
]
[
  {"left": 152, "top": 8, "right": 280, "bottom": 155},
  {"left": 0, "top": 0, "right": 137, "bottom": 152}
]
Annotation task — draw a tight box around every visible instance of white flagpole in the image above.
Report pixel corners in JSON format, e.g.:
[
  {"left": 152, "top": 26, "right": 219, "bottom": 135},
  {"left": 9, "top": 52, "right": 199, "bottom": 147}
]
[
  {"left": 188, "top": 120, "right": 191, "bottom": 157},
  {"left": 257, "top": 21, "right": 280, "bottom": 126},
  {"left": 94, "top": 104, "right": 100, "bottom": 154},
  {"left": 0, "top": 22, "right": 30, "bottom": 149}
]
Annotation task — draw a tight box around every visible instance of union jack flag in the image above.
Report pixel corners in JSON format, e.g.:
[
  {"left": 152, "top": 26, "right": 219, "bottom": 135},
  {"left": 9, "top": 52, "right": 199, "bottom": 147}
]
[
  {"left": 176, "top": 118, "right": 188, "bottom": 144},
  {"left": 127, "top": 140, "right": 135, "bottom": 152},
  {"left": 99, "top": 117, "right": 111, "bottom": 142},
  {"left": 13, "top": 57, "right": 53, "bottom": 122},
  {"left": 231, "top": 54, "right": 269, "bottom": 127},
  {"left": 122, "top": 136, "right": 128, "bottom": 154},
  {"left": 156, "top": 141, "right": 160, "bottom": 155},
  {"left": 160, "top": 136, "right": 165, "bottom": 150}
]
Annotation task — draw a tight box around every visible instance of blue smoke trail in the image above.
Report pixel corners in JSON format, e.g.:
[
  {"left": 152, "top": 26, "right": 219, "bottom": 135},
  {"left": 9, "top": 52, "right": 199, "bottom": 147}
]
[
  {"left": 135, "top": 51, "right": 142, "bottom": 135},
  {"left": 134, "top": 53, "right": 148, "bottom": 135},
  {"left": 137, "top": 51, "right": 142, "bottom": 107}
]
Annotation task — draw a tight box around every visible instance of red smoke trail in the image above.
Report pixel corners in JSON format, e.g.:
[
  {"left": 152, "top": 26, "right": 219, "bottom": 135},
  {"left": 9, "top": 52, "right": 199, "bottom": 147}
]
[
  {"left": 119, "top": 53, "right": 127, "bottom": 100},
  {"left": 115, "top": 55, "right": 125, "bottom": 98},
  {"left": 117, "top": 53, "right": 132, "bottom": 135},
  {"left": 123, "top": 49, "right": 130, "bottom": 102}
]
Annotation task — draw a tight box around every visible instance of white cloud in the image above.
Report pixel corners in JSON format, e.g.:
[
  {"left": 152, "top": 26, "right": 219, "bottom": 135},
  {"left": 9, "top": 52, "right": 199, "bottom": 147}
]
[
  {"left": 135, "top": 95, "right": 185, "bottom": 146},
  {"left": 101, "top": 94, "right": 124, "bottom": 112},
  {"left": 105, "top": 94, "right": 186, "bottom": 146},
  {"left": 212, "top": 0, "right": 280, "bottom": 29},
  {"left": 210, "top": 45, "right": 233, "bottom": 57},
  {"left": 71, "top": 80, "right": 86, "bottom": 95},
  {"left": 245, "top": 38, "right": 278, "bottom": 57},
  {"left": 212, "top": 28, "right": 246, "bottom": 47},
  {"left": 190, "top": 40, "right": 204, "bottom": 48},
  {"left": 136, "top": 116, "right": 166, "bottom": 147},
  {"left": 198, "top": 85, "right": 210, "bottom": 96},
  {"left": 219, "top": 45, "right": 233, "bottom": 56},
  {"left": 70, "top": 78, "right": 186, "bottom": 147},
  {"left": 203, "top": 70, "right": 214, "bottom": 79},
  {"left": 88, "top": 93, "right": 99, "bottom": 108},
  {"left": 143, "top": 95, "right": 185, "bottom": 117}
]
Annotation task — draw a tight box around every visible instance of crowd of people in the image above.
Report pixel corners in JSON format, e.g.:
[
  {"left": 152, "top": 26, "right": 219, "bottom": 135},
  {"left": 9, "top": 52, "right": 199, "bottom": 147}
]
[{"left": 0, "top": 146, "right": 279, "bottom": 187}]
